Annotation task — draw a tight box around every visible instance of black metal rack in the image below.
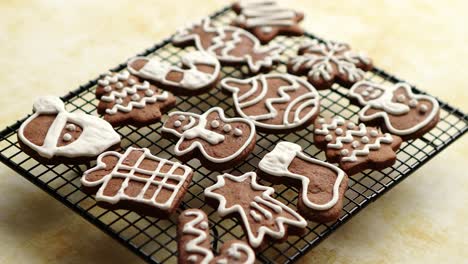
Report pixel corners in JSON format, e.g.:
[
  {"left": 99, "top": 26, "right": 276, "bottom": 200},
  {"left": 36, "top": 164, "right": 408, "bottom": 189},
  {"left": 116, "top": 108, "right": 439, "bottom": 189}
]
[{"left": 0, "top": 6, "right": 466, "bottom": 264}]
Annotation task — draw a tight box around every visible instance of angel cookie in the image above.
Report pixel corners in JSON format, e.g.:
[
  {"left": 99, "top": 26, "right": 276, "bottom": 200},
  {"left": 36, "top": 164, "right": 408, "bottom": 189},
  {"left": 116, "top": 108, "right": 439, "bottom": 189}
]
[
  {"left": 258, "top": 142, "right": 348, "bottom": 222},
  {"left": 127, "top": 51, "right": 221, "bottom": 95},
  {"left": 161, "top": 107, "right": 256, "bottom": 170},
  {"left": 18, "top": 96, "right": 121, "bottom": 164},
  {"left": 81, "top": 147, "right": 193, "bottom": 217},
  {"left": 232, "top": 0, "right": 304, "bottom": 44},
  {"left": 314, "top": 117, "right": 402, "bottom": 175},
  {"left": 349, "top": 81, "right": 440, "bottom": 140},
  {"left": 178, "top": 209, "right": 255, "bottom": 264},
  {"left": 288, "top": 39, "right": 373, "bottom": 90},
  {"left": 95, "top": 70, "right": 176, "bottom": 127},
  {"left": 221, "top": 73, "right": 320, "bottom": 133},
  {"left": 205, "top": 172, "right": 307, "bottom": 248},
  {"left": 173, "top": 17, "right": 283, "bottom": 73}
]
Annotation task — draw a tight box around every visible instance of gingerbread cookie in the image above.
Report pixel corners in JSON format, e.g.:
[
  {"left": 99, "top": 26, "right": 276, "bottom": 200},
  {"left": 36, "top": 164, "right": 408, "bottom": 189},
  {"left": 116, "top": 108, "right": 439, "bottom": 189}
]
[
  {"left": 221, "top": 73, "right": 320, "bottom": 133},
  {"left": 178, "top": 209, "right": 255, "bottom": 264},
  {"left": 204, "top": 172, "right": 307, "bottom": 248},
  {"left": 173, "top": 17, "right": 283, "bottom": 73},
  {"left": 348, "top": 81, "right": 440, "bottom": 140},
  {"left": 18, "top": 96, "right": 121, "bottom": 164},
  {"left": 81, "top": 147, "right": 193, "bottom": 217},
  {"left": 95, "top": 70, "right": 176, "bottom": 127},
  {"left": 161, "top": 107, "right": 256, "bottom": 170},
  {"left": 232, "top": 0, "right": 304, "bottom": 44},
  {"left": 288, "top": 39, "right": 373, "bottom": 90},
  {"left": 127, "top": 51, "right": 221, "bottom": 95},
  {"left": 314, "top": 117, "right": 402, "bottom": 175},
  {"left": 258, "top": 142, "right": 348, "bottom": 222}
]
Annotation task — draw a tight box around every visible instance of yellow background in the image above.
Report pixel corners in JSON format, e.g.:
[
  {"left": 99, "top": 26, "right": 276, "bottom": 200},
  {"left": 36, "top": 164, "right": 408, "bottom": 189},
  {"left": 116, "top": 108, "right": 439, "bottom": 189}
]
[{"left": 0, "top": 0, "right": 467, "bottom": 263}]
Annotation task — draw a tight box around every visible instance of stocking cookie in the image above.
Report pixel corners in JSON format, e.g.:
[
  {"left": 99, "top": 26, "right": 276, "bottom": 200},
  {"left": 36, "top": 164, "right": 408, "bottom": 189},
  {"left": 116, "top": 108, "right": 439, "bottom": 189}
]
[
  {"left": 178, "top": 209, "right": 255, "bottom": 264},
  {"left": 204, "top": 172, "right": 307, "bottom": 248},
  {"left": 288, "top": 39, "right": 373, "bottom": 90},
  {"left": 161, "top": 107, "right": 256, "bottom": 170},
  {"left": 232, "top": 0, "right": 304, "bottom": 44},
  {"left": 221, "top": 73, "right": 320, "bottom": 133},
  {"left": 96, "top": 70, "right": 176, "bottom": 127},
  {"left": 173, "top": 17, "right": 283, "bottom": 73},
  {"left": 18, "top": 96, "right": 121, "bottom": 164},
  {"left": 258, "top": 142, "right": 348, "bottom": 222},
  {"left": 127, "top": 51, "right": 221, "bottom": 95},
  {"left": 314, "top": 117, "right": 402, "bottom": 175},
  {"left": 81, "top": 147, "right": 193, "bottom": 217},
  {"left": 349, "top": 81, "right": 440, "bottom": 140}
]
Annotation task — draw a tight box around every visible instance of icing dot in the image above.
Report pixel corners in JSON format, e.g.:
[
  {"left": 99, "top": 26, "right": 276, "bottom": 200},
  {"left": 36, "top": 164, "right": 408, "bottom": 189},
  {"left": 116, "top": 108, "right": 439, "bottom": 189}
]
[
  {"left": 234, "top": 128, "right": 243, "bottom": 136},
  {"left": 104, "top": 86, "right": 112, "bottom": 92},
  {"left": 336, "top": 118, "right": 345, "bottom": 126},
  {"left": 127, "top": 89, "right": 136, "bottom": 95},
  {"left": 335, "top": 128, "right": 343, "bottom": 136},
  {"left": 361, "top": 136, "right": 370, "bottom": 144},
  {"left": 262, "top": 26, "right": 273, "bottom": 33},
  {"left": 325, "top": 135, "right": 333, "bottom": 141},
  {"left": 98, "top": 79, "right": 109, "bottom": 86},
  {"left": 63, "top": 133, "right": 72, "bottom": 142},
  {"left": 174, "top": 120, "right": 182, "bottom": 127},
  {"left": 109, "top": 77, "right": 118, "bottom": 84},
  {"left": 362, "top": 91, "right": 370, "bottom": 97},
  {"left": 419, "top": 104, "right": 428, "bottom": 114},
  {"left": 211, "top": 120, "right": 220, "bottom": 128},
  {"left": 115, "top": 98, "right": 123, "bottom": 104},
  {"left": 116, "top": 82, "right": 124, "bottom": 89},
  {"left": 409, "top": 99, "right": 418, "bottom": 108},
  {"left": 352, "top": 141, "right": 360, "bottom": 149},
  {"left": 347, "top": 122, "right": 356, "bottom": 129},
  {"left": 366, "top": 87, "right": 373, "bottom": 92},
  {"left": 223, "top": 124, "right": 232, "bottom": 133},
  {"left": 178, "top": 115, "right": 186, "bottom": 121},
  {"left": 128, "top": 79, "right": 136, "bottom": 85},
  {"left": 145, "top": 89, "right": 154, "bottom": 97},
  {"left": 341, "top": 149, "right": 349, "bottom": 156},
  {"left": 318, "top": 118, "right": 325, "bottom": 124},
  {"left": 65, "top": 124, "right": 76, "bottom": 132},
  {"left": 370, "top": 130, "right": 379, "bottom": 137},
  {"left": 396, "top": 94, "right": 406, "bottom": 102},
  {"left": 131, "top": 94, "right": 140, "bottom": 101},
  {"left": 200, "top": 221, "right": 208, "bottom": 230}
]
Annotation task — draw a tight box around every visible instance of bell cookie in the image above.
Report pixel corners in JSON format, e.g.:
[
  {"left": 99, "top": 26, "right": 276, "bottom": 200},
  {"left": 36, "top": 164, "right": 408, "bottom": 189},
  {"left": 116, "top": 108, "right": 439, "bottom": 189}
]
[
  {"left": 221, "top": 73, "right": 320, "bottom": 133},
  {"left": 258, "top": 142, "right": 348, "bottom": 222},
  {"left": 231, "top": 0, "right": 304, "bottom": 44},
  {"left": 96, "top": 70, "right": 176, "bottom": 127},
  {"left": 314, "top": 117, "right": 402, "bottom": 176},
  {"left": 127, "top": 51, "right": 221, "bottom": 96},
  {"left": 288, "top": 39, "right": 373, "bottom": 90},
  {"left": 348, "top": 81, "right": 440, "bottom": 140},
  {"left": 18, "top": 96, "right": 121, "bottom": 164},
  {"left": 161, "top": 107, "right": 256, "bottom": 170},
  {"left": 172, "top": 17, "right": 284, "bottom": 73},
  {"left": 178, "top": 209, "right": 255, "bottom": 264},
  {"left": 204, "top": 172, "right": 307, "bottom": 248}
]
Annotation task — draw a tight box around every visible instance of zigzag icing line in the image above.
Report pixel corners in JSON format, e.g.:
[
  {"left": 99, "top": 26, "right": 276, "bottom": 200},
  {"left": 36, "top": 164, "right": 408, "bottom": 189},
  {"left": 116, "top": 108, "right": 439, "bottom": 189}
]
[
  {"left": 327, "top": 123, "right": 367, "bottom": 149},
  {"left": 101, "top": 81, "right": 151, "bottom": 102},
  {"left": 314, "top": 117, "right": 345, "bottom": 135},
  {"left": 341, "top": 133, "right": 393, "bottom": 162},
  {"left": 105, "top": 91, "right": 169, "bottom": 114}
]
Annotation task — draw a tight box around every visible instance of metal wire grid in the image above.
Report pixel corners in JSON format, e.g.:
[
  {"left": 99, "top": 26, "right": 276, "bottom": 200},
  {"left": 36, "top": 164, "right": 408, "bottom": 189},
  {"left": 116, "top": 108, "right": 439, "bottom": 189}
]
[{"left": 0, "top": 6, "right": 466, "bottom": 264}]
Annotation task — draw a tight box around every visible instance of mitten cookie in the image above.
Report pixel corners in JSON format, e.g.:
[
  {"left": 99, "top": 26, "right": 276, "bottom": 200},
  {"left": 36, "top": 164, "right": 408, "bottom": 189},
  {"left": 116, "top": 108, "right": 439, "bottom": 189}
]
[
  {"left": 127, "top": 51, "right": 221, "bottom": 95},
  {"left": 81, "top": 147, "right": 193, "bottom": 217},
  {"left": 173, "top": 18, "right": 284, "bottom": 73},
  {"left": 348, "top": 81, "right": 440, "bottom": 140},
  {"left": 18, "top": 96, "right": 121, "bottom": 164},
  {"left": 178, "top": 209, "right": 255, "bottom": 264},
  {"left": 161, "top": 107, "right": 256, "bottom": 170},
  {"left": 204, "top": 172, "right": 307, "bottom": 248},
  {"left": 95, "top": 70, "right": 176, "bottom": 127},
  {"left": 221, "top": 73, "right": 320, "bottom": 133},
  {"left": 288, "top": 39, "right": 372, "bottom": 90},
  {"left": 258, "top": 142, "right": 348, "bottom": 222},
  {"left": 232, "top": 0, "right": 304, "bottom": 44},
  {"left": 314, "top": 117, "right": 402, "bottom": 175}
]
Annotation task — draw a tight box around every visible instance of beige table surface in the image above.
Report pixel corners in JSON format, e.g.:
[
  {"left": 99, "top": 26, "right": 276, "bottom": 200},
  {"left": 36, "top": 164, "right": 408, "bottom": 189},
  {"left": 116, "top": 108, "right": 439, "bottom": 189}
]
[{"left": 0, "top": 1, "right": 467, "bottom": 263}]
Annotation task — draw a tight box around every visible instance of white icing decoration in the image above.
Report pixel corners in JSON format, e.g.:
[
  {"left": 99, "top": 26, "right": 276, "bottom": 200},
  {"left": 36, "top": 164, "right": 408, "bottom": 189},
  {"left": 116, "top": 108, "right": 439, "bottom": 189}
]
[
  {"left": 409, "top": 99, "right": 418, "bottom": 108},
  {"left": 340, "top": 149, "right": 349, "bottom": 156},
  {"left": 211, "top": 120, "right": 220, "bottom": 128},
  {"left": 115, "top": 98, "right": 123, "bottom": 104},
  {"left": 221, "top": 73, "right": 320, "bottom": 131},
  {"left": 127, "top": 51, "right": 220, "bottom": 91},
  {"left": 347, "top": 122, "right": 356, "bottom": 129},
  {"left": 352, "top": 141, "right": 360, "bottom": 149},
  {"left": 236, "top": 0, "right": 297, "bottom": 29},
  {"left": 318, "top": 118, "right": 325, "bottom": 124},
  {"left": 172, "top": 18, "right": 283, "bottom": 73},
  {"left": 182, "top": 116, "right": 196, "bottom": 131},
  {"left": 128, "top": 79, "right": 136, "bottom": 85},
  {"left": 219, "top": 242, "right": 255, "bottom": 264},
  {"left": 342, "top": 133, "right": 393, "bottom": 162},
  {"left": 65, "top": 124, "right": 76, "bottom": 131},
  {"left": 349, "top": 81, "right": 439, "bottom": 136},
  {"left": 199, "top": 221, "right": 209, "bottom": 230},
  {"left": 18, "top": 96, "right": 121, "bottom": 159},
  {"left": 223, "top": 124, "right": 232, "bottom": 133},
  {"left": 179, "top": 115, "right": 186, "bottom": 121},
  {"left": 370, "top": 130, "right": 379, "bottom": 137},
  {"left": 104, "top": 86, "right": 112, "bottom": 92},
  {"left": 204, "top": 172, "right": 307, "bottom": 248},
  {"left": 174, "top": 120, "right": 182, "bottom": 127},
  {"left": 335, "top": 128, "right": 343, "bottom": 136},
  {"left": 131, "top": 94, "right": 140, "bottom": 101},
  {"left": 62, "top": 133, "right": 72, "bottom": 142},
  {"left": 325, "top": 135, "right": 333, "bottom": 141},
  {"left": 162, "top": 107, "right": 256, "bottom": 164},
  {"left": 234, "top": 128, "right": 243, "bottom": 137},
  {"left": 361, "top": 136, "right": 369, "bottom": 144},
  {"left": 145, "top": 89, "right": 154, "bottom": 97},
  {"left": 420, "top": 104, "right": 428, "bottom": 113},
  {"left": 396, "top": 94, "right": 406, "bottom": 102},
  {"left": 180, "top": 210, "right": 214, "bottom": 264},
  {"left": 116, "top": 82, "right": 124, "bottom": 89}
]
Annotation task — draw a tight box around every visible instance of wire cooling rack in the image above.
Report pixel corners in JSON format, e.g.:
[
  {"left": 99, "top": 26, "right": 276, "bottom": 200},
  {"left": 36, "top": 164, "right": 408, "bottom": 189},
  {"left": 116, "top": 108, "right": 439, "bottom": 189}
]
[{"left": 0, "top": 6, "right": 467, "bottom": 264}]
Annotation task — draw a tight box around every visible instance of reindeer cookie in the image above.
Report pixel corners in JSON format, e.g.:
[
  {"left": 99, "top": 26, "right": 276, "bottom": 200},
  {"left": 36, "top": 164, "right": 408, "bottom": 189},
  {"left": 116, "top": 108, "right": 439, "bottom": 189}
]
[
  {"left": 258, "top": 142, "right": 348, "bottom": 222},
  {"left": 161, "top": 107, "right": 256, "bottom": 170},
  {"left": 221, "top": 73, "right": 320, "bottom": 133},
  {"left": 18, "top": 96, "right": 121, "bottom": 164},
  {"left": 81, "top": 147, "right": 193, "bottom": 217},
  {"left": 204, "top": 172, "right": 307, "bottom": 248},
  {"left": 314, "top": 117, "right": 402, "bottom": 175},
  {"left": 127, "top": 51, "right": 221, "bottom": 95},
  {"left": 173, "top": 18, "right": 283, "bottom": 73},
  {"left": 95, "top": 70, "right": 176, "bottom": 127},
  {"left": 178, "top": 209, "right": 255, "bottom": 264},
  {"left": 288, "top": 39, "right": 373, "bottom": 90},
  {"left": 232, "top": 0, "right": 304, "bottom": 44},
  {"left": 349, "top": 81, "right": 440, "bottom": 140}
]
